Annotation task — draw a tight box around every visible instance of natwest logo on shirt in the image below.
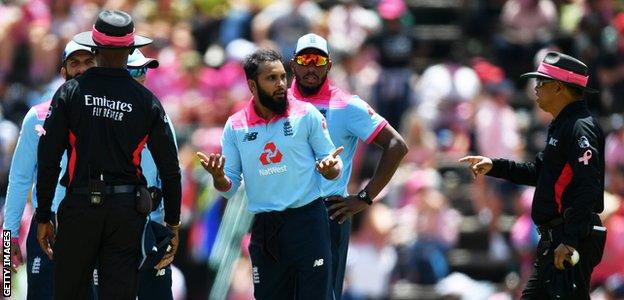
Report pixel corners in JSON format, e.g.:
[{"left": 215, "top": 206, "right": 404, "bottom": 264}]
[{"left": 259, "top": 142, "right": 283, "bottom": 165}]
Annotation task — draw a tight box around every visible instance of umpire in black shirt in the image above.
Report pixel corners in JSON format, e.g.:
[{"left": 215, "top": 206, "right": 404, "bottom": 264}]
[
  {"left": 460, "top": 52, "right": 606, "bottom": 299},
  {"left": 35, "top": 10, "right": 181, "bottom": 299}
]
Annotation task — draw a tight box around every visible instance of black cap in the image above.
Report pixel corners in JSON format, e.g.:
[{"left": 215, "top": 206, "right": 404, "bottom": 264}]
[
  {"left": 73, "top": 10, "right": 152, "bottom": 49},
  {"left": 520, "top": 51, "right": 597, "bottom": 93}
]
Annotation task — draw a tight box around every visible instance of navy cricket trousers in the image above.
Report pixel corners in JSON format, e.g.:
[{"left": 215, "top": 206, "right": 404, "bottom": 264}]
[{"left": 249, "top": 198, "right": 333, "bottom": 300}]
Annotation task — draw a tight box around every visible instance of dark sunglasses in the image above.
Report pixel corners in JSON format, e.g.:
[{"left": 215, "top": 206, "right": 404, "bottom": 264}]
[
  {"left": 536, "top": 78, "right": 554, "bottom": 88},
  {"left": 128, "top": 67, "right": 148, "bottom": 78},
  {"left": 295, "top": 54, "right": 329, "bottom": 67}
]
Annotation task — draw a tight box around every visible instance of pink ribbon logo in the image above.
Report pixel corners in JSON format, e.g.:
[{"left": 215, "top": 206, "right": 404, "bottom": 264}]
[{"left": 578, "top": 150, "right": 592, "bottom": 165}]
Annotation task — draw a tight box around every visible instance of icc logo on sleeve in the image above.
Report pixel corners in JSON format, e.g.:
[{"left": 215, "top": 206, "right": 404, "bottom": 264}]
[{"left": 578, "top": 136, "right": 590, "bottom": 148}]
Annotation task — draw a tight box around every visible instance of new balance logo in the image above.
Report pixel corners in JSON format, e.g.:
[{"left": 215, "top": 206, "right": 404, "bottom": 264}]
[
  {"left": 156, "top": 269, "right": 166, "bottom": 277},
  {"left": 32, "top": 257, "right": 41, "bottom": 274},
  {"left": 243, "top": 132, "right": 258, "bottom": 141},
  {"left": 313, "top": 259, "right": 324, "bottom": 267}
]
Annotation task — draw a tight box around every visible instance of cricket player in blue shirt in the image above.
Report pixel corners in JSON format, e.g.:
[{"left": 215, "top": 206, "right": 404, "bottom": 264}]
[
  {"left": 4, "top": 43, "right": 177, "bottom": 300},
  {"left": 3, "top": 41, "right": 95, "bottom": 299},
  {"left": 197, "top": 49, "right": 343, "bottom": 300},
  {"left": 289, "top": 33, "right": 408, "bottom": 300},
  {"left": 127, "top": 49, "right": 178, "bottom": 300}
]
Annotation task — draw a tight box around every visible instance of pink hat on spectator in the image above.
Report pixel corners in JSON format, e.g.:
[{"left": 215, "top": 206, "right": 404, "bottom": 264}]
[
  {"left": 405, "top": 173, "right": 428, "bottom": 195},
  {"left": 471, "top": 58, "right": 505, "bottom": 85},
  {"left": 404, "top": 169, "right": 438, "bottom": 195},
  {"left": 378, "top": 0, "right": 407, "bottom": 20}
]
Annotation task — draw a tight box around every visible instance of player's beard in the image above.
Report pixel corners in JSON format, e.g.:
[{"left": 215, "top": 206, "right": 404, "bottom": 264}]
[
  {"left": 295, "top": 73, "right": 327, "bottom": 96},
  {"left": 65, "top": 71, "right": 83, "bottom": 81},
  {"left": 257, "top": 83, "right": 288, "bottom": 115}
]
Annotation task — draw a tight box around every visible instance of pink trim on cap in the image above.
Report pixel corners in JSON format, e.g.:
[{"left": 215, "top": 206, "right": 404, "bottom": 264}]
[
  {"left": 92, "top": 25, "right": 135, "bottom": 47},
  {"left": 537, "top": 63, "right": 588, "bottom": 87}
]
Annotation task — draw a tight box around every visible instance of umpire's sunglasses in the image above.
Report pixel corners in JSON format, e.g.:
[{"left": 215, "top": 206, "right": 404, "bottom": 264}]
[
  {"left": 128, "top": 67, "right": 148, "bottom": 78},
  {"left": 536, "top": 78, "right": 554, "bottom": 88},
  {"left": 295, "top": 54, "right": 329, "bottom": 67}
]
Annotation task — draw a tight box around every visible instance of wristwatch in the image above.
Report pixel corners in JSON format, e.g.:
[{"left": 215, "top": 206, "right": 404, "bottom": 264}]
[{"left": 357, "top": 189, "right": 372, "bottom": 205}]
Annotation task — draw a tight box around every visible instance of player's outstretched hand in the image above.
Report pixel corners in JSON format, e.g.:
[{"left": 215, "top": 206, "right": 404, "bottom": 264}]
[{"left": 197, "top": 152, "right": 225, "bottom": 179}]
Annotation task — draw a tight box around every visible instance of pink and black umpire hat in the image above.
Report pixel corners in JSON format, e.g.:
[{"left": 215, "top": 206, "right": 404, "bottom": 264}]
[
  {"left": 73, "top": 10, "right": 152, "bottom": 49},
  {"left": 520, "top": 51, "right": 598, "bottom": 93}
]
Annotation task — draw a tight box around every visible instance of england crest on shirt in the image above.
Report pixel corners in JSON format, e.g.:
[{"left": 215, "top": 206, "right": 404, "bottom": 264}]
[{"left": 283, "top": 121, "right": 293, "bottom": 136}]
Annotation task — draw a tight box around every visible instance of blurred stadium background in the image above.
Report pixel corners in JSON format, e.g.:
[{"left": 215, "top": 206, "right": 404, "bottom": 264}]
[{"left": 1, "top": 0, "right": 624, "bottom": 299}]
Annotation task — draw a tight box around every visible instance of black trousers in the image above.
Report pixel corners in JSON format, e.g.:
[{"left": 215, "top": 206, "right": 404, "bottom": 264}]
[
  {"left": 53, "top": 193, "right": 145, "bottom": 300},
  {"left": 521, "top": 220, "right": 606, "bottom": 299},
  {"left": 249, "top": 199, "right": 333, "bottom": 300}
]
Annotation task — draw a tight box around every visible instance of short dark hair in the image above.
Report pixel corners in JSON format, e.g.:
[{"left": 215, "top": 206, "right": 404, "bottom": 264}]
[{"left": 243, "top": 49, "right": 283, "bottom": 81}]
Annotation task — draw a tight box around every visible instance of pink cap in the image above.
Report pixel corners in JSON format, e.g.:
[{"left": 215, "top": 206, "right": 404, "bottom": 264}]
[{"left": 378, "top": 0, "right": 407, "bottom": 20}]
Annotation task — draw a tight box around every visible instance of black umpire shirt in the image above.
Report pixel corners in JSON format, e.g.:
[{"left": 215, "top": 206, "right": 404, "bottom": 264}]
[
  {"left": 35, "top": 67, "right": 181, "bottom": 225},
  {"left": 487, "top": 100, "right": 604, "bottom": 248}
]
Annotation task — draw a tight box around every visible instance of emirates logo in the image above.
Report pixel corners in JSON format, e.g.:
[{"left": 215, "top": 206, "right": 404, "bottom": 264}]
[{"left": 259, "top": 142, "right": 283, "bottom": 165}]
